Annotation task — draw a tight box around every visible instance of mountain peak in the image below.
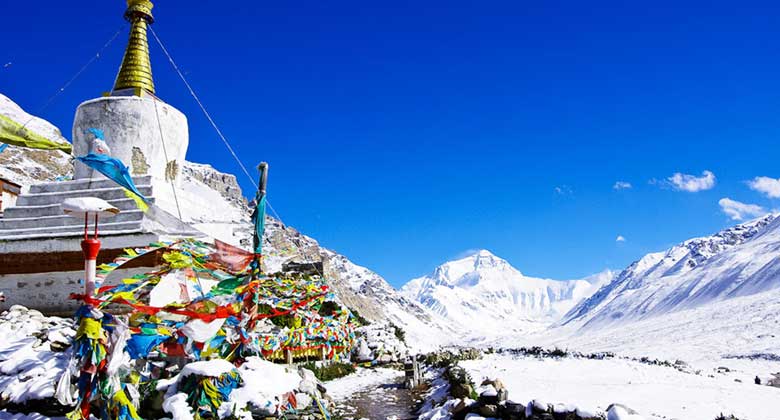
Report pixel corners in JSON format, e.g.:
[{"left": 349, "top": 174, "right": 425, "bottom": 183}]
[
  {"left": 471, "top": 249, "right": 496, "bottom": 258},
  {"left": 430, "top": 249, "right": 514, "bottom": 286}
]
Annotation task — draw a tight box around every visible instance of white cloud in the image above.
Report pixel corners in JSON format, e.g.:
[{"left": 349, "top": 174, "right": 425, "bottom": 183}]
[
  {"left": 718, "top": 198, "right": 766, "bottom": 221},
  {"left": 667, "top": 170, "right": 716, "bottom": 192},
  {"left": 615, "top": 235, "right": 626, "bottom": 243},
  {"left": 613, "top": 181, "right": 632, "bottom": 190},
  {"left": 554, "top": 185, "right": 572, "bottom": 195},
  {"left": 747, "top": 176, "right": 780, "bottom": 198}
]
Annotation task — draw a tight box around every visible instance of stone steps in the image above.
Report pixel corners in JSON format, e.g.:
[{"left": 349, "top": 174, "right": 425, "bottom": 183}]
[
  {"left": 0, "top": 220, "right": 145, "bottom": 238},
  {"left": 28, "top": 176, "right": 153, "bottom": 194},
  {"left": 0, "top": 227, "right": 147, "bottom": 242},
  {"left": 3, "top": 197, "right": 156, "bottom": 218},
  {"left": 16, "top": 185, "right": 153, "bottom": 207},
  {"left": 0, "top": 176, "right": 159, "bottom": 242},
  {"left": 0, "top": 209, "right": 145, "bottom": 230}
]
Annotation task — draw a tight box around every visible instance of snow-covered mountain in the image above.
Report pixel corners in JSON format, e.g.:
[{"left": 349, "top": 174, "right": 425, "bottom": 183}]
[
  {"left": 561, "top": 214, "right": 780, "bottom": 330},
  {"left": 402, "top": 250, "right": 611, "bottom": 337}
]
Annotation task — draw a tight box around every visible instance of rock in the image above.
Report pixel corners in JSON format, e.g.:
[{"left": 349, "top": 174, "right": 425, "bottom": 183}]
[
  {"left": 526, "top": 399, "right": 550, "bottom": 417},
  {"left": 354, "top": 339, "right": 372, "bottom": 362},
  {"left": 480, "top": 378, "right": 505, "bottom": 391},
  {"left": 504, "top": 400, "right": 525, "bottom": 416},
  {"left": 477, "top": 384, "right": 498, "bottom": 404},
  {"left": 477, "top": 404, "right": 498, "bottom": 417},
  {"left": 451, "top": 398, "right": 471, "bottom": 416},
  {"left": 451, "top": 383, "right": 474, "bottom": 399},
  {"left": 295, "top": 392, "right": 312, "bottom": 410},
  {"left": 27, "top": 308, "right": 44, "bottom": 317},
  {"left": 575, "top": 407, "right": 600, "bottom": 419},
  {"left": 182, "top": 162, "right": 246, "bottom": 208},
  {"left": 497, "top": 388, "right": 508, "bottom": 403},
  {"left": 607, "top": 404, "right": 643, "bottom": 420},
  {"left": 298, "top": 378, "right": 318, "bottom": 396},
  {"left": 8, "top": 305, "right": 28, "bottom": 314},
  {"left": 316, "top": 383, "right": 327, "bottom": 395}
]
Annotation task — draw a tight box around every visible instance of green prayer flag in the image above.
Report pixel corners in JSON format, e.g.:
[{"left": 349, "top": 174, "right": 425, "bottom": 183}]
[{"left": 0, "top": 114, "right": 72, "bottom": 153}]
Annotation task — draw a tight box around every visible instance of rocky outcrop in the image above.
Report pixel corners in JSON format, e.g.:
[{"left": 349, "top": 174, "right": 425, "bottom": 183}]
[
  {"left": 182, "top": 162, "right": 247, "bottom": 208},
  {"left": 0, "top": 94, "right": 72, "bottom": 187},
  {"left": 353, "top": 323, "right": 408, "bottom": 363}
]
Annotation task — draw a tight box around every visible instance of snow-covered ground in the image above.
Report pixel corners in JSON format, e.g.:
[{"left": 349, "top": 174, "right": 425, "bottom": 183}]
[
  {"left": 506, "top": 287, "right": 780, "bottom": 380},
  {"left": 0, "top": 412, "right": 66, "bottom": 420},
  {"left": 0, "top": 306, "right": 74, "bottom": 405},
  {"left": 461, "top": 353, "right": 780, "bottom": 420}
]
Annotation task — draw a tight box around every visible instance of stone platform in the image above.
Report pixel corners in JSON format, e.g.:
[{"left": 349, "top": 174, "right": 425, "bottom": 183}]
[{"left": 0, "top": 175, "right": 202, "bottom": 315}]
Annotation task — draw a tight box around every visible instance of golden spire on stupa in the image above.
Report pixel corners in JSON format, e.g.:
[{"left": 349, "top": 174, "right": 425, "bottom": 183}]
[{"left": 113, "top": 0, "right": 155, "bottom": 96}]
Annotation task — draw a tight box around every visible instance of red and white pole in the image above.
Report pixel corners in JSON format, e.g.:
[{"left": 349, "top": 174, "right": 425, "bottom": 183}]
[{"left": 81, "top": 213, "right": 101, "bottom": 296}]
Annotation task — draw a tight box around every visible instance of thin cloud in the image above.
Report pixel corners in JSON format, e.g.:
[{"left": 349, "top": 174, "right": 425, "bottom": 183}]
[
  {"left": 718, "top": 198, "right": 766, "bottom": 221},
  {"left": 615, "top": 235, "right": 626, "bottom": 243},
  {"left": 613, "top": 181, "right": 632, "bottom": 190},
  {"left": 747, "top": 176, "right": 780, "bottom": 198},
  {"left": 666, "top": 170, "right": 716, "bottom": 192},
  {"left": 554, "top": 185, "right": 573, "bottom": 196}
]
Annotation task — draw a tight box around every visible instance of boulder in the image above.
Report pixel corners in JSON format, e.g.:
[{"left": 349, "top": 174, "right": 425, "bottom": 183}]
[
  {"left": 298, "top": 378, "right": 318, "bottom": 396},
  {"left": 480, "top": 378, "right": 506, "bottom": 391},
  {"left": 497, "top": 388, "right": 509, "bottom": 403},
  {"left": 451, "top": 398, "right": 470, "bottom": 415},
  {"left": 354, "top": 338, "right": 372, "bottom": 362},
  {"left": 451, "top": 383, "right": 474, "bottom": 399},
  {"left": 477, "top": 384, "right": 498, "bottom": 404},
  {"left": 607, "top": 404, "right": 643, "bottom": 420},
  {"left": 477, "top": 404, "right": 498, "bottom": 418},
  {"left": 504, "top": 400, "right": 525, "bottom": 416},
  {"left": 576, "top": 407, "right": 600, "bottom": 419},
  {"left": 526, "top": 399, "right": 550, "bottom": 417},
  {"left": 295, "top": 392, "right": 312, "bottom": 410}
]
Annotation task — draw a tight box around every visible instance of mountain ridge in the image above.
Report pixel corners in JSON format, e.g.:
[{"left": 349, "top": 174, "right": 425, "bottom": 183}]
[{"left": 560, "top": 213, "right": 780, "bottom": 330}]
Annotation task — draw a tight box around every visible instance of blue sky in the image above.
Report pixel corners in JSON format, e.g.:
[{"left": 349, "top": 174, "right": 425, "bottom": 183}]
[{"left": 3, "top": 1, "right": 780, "bottom": 286}]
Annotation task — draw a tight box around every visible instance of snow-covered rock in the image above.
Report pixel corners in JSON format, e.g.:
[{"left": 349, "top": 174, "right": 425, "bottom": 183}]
[
  {"left": 354, "top": 322, "right": 408, "bottom": 363},
  {"left": 0, "top": 306, "right": 74, "bottom": 406},
  {"left": 606, "top": 404, "right": 644, "bottom": 420},
  {"left": 0, "top": 94, "right": 72, "bottom": 187}
]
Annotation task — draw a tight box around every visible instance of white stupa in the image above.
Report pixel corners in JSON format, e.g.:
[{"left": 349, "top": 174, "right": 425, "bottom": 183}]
[{"left": 0, "top": 0, "right": 202, "bottom": 314}]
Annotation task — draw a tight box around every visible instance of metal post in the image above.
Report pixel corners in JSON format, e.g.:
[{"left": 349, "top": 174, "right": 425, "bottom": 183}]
[{"left": 81, "top": 213, "right": 101, "bottom": 296}]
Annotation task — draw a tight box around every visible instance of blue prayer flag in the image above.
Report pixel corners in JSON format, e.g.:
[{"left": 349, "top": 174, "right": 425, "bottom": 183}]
[{"left": 76, "top": 153, "right": 148, "bottom": 201}]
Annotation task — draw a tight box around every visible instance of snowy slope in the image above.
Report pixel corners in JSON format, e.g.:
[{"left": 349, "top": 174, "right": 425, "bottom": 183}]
[
  {"left": 323, "top": 250, "right": 457, "bottom": 351},
  {"left": 561, "top": 214, "right": 780, "bottom": 330},
  {"left": 402, "top": 250, "right": 611, "bottom": 337},
  {"left": 0, "top": 94, "right": 72, "bottom": 187}
]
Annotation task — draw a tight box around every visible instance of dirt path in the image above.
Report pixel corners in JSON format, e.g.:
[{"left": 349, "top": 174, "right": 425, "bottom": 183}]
[{"left": 332, "top": 371, "right": 426, "bottom": 420}]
